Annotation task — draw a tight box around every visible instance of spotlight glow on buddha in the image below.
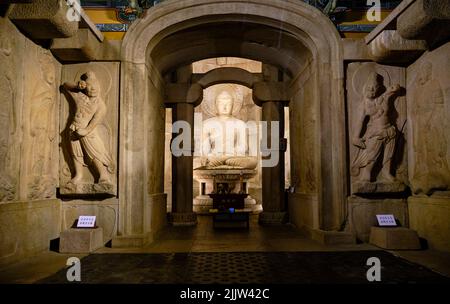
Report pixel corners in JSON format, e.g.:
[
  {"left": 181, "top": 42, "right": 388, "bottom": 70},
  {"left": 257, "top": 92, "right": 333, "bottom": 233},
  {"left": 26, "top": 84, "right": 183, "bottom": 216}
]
[{"left": 199, "top": 90, "right": 257, "bottom": 169}]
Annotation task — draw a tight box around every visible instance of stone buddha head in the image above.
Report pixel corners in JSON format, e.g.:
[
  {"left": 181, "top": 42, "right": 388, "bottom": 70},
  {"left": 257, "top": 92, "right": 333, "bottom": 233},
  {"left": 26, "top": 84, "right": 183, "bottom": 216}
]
[{"left": 215, "top": 91, "right": 234, "bottom": 117}]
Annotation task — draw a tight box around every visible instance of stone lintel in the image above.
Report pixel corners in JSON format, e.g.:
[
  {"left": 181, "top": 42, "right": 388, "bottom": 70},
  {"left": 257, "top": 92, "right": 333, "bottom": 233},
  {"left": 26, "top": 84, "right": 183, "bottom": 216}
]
[
  {"left": 164, "top": 83, "right": 203, "bottom": 106},
  {"left": 252, "top": 81, "right": 290, "bottom": 106},
  {"left": 368, "top": 30, "right": 427, "bottom": 64},
  {"left": 165, "top": 81, "right": 289, "bottom": 107},
  {"left": 9, "top": 0, "right": 78, "bottom": 39},
  {"left": 176, "top": 64, "right": 193, "bottom": 83},
  {"left": 397, "top": 0, "right": 450, "bottom": 47},
  {"left": 51, "top": 28, "right": 102, "bottom": 62},
  {"left": 192, "top": 68, "right": 263, "bottom": 88}
]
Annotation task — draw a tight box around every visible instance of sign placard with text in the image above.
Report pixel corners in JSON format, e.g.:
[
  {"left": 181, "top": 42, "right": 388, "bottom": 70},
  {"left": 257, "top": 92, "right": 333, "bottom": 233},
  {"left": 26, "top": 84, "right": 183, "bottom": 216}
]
[
  {"left": 376, "top": 214, "right": 397, "bottom": 227},
  {"left": 77, "top": 216, "right": 96, "bottom": 228}
]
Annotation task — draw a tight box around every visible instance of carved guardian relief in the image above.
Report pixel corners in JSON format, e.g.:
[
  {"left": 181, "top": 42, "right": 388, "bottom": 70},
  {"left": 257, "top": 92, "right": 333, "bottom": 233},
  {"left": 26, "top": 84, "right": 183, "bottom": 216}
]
[
  {"left": 347, "top": 63, "right": 408, "bottom": 194},
  {"left": 24, "top": 47, "right": 60, "bottom": 200},
  {"left": 0, "top": 19, "right": 18, "bottom": 202},
  {"left": 59, "top": 63, "right": 119, "bottom": 196},
  {"left": 407, "top": 50, "right": 450, "bottom": 195}
]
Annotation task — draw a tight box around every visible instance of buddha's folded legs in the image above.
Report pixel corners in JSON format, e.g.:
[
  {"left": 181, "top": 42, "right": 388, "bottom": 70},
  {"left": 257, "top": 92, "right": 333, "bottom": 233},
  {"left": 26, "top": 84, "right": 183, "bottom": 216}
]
[{"left": 225, "top": 157, "right": 258, "bottom": 169}]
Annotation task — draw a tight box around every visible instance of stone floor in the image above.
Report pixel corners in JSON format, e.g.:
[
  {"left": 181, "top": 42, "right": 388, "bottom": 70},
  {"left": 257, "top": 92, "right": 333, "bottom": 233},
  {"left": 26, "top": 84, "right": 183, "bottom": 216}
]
[
  {"left": 39, "top": 251, "right": 450, "bottom": 284},
  {"left": 1, "top": 215, "right": 450, "bottom": 283},
  {"left": 98, "top": 215, "right": 377, "bottom": 254}
]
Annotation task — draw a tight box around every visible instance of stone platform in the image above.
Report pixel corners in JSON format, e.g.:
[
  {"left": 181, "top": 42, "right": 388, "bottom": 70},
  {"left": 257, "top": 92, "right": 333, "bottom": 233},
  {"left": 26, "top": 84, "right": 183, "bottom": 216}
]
[
  {"left": 59, "top": 227, "right": 104, "bottom": 253},
  {"left": 369, "top": 227, "right": 421, "bottom": 250},
  {"left": 352, "top": 181, "right": 407, "bottom": 194},
  {"left": 60, "top": 182, "right": 116, "bottom": 196},
  {"left": 193, "top": 168, "right": 262, "bottom": 214}
]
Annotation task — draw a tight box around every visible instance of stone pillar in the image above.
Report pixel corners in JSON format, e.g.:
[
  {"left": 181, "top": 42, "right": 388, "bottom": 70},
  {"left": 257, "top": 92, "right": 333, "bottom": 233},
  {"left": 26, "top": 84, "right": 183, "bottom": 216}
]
[
  {"left": 167, "top": 65, "right": 198, "bottom": 226},
  {"left": 169, "top": 102, "right": 197, "bottom": 226},
  {"left": 259, "top": 100, "right": 288, "bottom": 225}
]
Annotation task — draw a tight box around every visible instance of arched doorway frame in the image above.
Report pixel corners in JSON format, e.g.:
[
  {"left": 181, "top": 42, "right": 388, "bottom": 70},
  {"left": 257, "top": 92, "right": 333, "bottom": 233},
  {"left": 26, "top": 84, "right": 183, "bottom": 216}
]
[{"left": 117, "top": 0, "right": 347, "bottom": 245}]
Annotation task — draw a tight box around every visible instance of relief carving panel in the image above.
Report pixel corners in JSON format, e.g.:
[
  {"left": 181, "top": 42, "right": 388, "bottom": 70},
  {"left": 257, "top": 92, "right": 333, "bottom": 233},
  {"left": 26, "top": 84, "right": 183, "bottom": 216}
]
[
  {"left": 59, "top": 63, "right": 119, "bottom": 196},
  {"left": 407, "top": 44, "right": 450, "bottom": 195},
  {"left": 0, "top": 19, "right": 20, "bottom": 202},
  {"left": 347, "top": 63, "right": 408, "bottom": 194},
  {"left": 23, "top": 46, "right": 60, "bottom": 200}
]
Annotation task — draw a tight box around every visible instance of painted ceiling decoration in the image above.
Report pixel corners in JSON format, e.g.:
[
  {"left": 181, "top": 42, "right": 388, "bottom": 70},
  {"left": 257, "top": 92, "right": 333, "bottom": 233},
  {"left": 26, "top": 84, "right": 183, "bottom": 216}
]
[
  {"left": 81, "top": 0, "right": 401, "bottom": 22},
  {"left": 81, "top": 0, "right": 401, "bottom": 31}
]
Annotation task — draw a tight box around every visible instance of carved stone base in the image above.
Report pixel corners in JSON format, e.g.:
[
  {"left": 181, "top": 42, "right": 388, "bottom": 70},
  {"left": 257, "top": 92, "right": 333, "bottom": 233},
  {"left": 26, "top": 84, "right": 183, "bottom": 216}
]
[
  {"left": 59, "top": 227, "right": 104, "bottom": 254},
  {"left": 60, "top": 182, "right": 116, "bottom": 196},
  {"left": 347, "top": 196, "right": 408, "bottom": 242},
  {"left": 408, "top": 195, "right": 450, "bottom": 251},
  {"left": 28, "top": 176, "right": 55, "bottom": 200},
  {"left": 193, "top": 168, "right": 261, "bottom": 214},
  {"left": 352, "top": 181, "right": 407, "bottom": 194},
  {"left": 168, "top": 212, "right": 197, "bottom": 226},
  {"left": 0, "top": 199, "right": 60, "bottom": 265},
  {"left": 258, "top": 211, "right": 288, "bottom": 225},
  {"left": 193, "top": 195, "right": 262, "bottom": 214},
  {"left": 0, "top": 175, "right": 16, "bottom": 202},
  {"left": 369, "top": 227, "right": 421, "bottom": 250}
]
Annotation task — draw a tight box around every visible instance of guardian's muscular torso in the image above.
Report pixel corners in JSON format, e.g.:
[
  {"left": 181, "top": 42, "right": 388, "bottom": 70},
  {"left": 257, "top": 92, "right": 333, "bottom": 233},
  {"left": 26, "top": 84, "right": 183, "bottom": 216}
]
[
  {"left": 71, "top": 93, "right": 100, "bottom": 131},
  {"left": 363, "top": 94, "right": 391, "bottom": 137}
]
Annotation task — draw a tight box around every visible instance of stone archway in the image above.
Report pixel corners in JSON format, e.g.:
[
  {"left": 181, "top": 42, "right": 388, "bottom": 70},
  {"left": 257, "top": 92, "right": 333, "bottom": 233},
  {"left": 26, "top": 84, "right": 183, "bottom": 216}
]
[
  {"left": 116, "top": 0, "right": 346, "bottom": 246},
  {"left": 166, "top": 64, "right": 290, "bottom": 221},
  {"left": 196, "top": 67, "right": 258, "bottom": 89}
]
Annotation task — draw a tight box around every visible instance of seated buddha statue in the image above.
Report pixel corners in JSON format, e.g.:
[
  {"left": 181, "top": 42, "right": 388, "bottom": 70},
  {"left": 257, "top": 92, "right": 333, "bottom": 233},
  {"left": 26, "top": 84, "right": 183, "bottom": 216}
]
[{"left": 198, "top": 91, "right": 257, "bottom": 170}]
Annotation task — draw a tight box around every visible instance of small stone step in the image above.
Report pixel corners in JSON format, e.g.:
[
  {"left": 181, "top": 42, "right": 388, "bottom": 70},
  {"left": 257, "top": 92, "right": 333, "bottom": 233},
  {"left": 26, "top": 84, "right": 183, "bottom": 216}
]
[
  {"left": 369, "top": 227, "right": 421, "bottom": 250},
  {"left": 60, "top": 227, "right": 104, "bottom": 254}
]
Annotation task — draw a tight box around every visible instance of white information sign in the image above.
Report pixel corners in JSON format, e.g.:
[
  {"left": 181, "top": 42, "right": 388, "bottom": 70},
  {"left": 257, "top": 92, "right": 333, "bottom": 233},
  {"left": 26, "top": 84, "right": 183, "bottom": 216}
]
[
  {"left": 376, "top": 214, "right": 397, "bottom": 227},
  {"left": 77, "top": 216, "right": 96, "bottom": 228}
]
